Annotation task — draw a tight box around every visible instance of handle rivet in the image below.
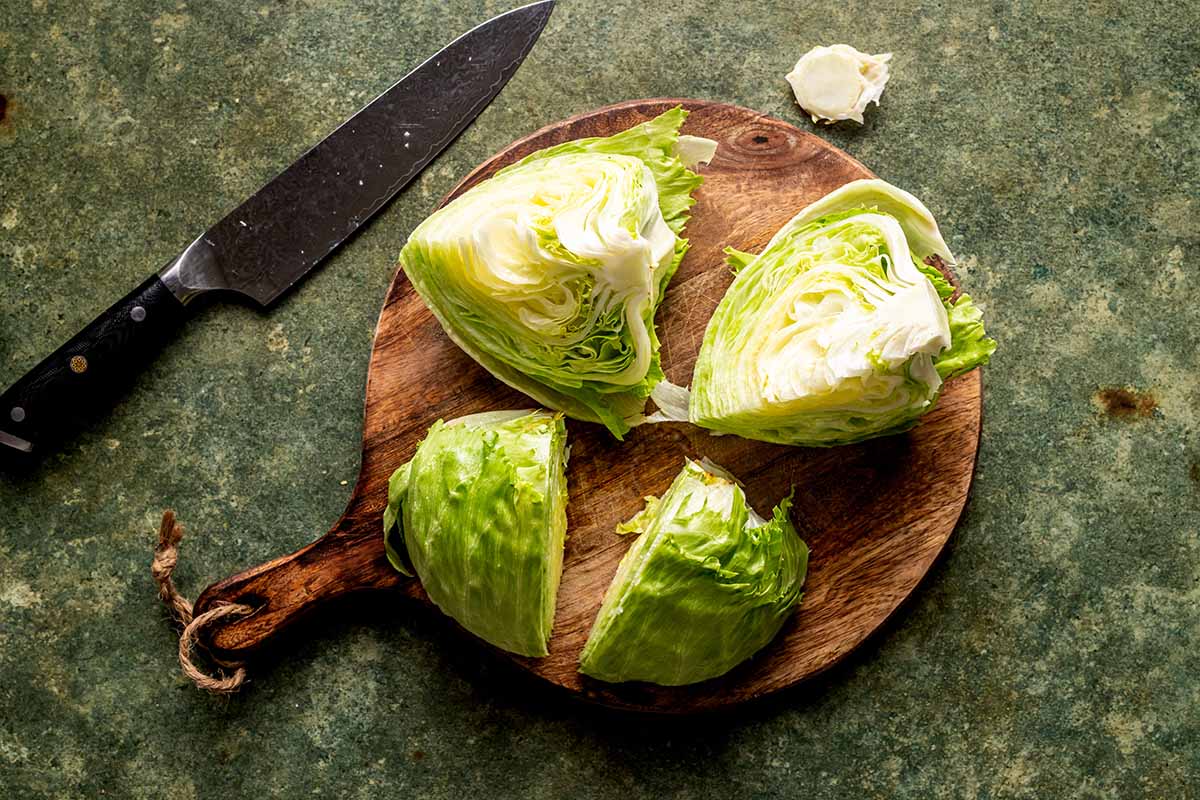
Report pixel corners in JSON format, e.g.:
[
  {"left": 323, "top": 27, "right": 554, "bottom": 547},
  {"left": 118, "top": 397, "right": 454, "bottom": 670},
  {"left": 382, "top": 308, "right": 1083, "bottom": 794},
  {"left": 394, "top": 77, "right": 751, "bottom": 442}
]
[
  {"left": 69, "top": 356, "right": 89, "bottom": 374},
  {"left": 10, "top": 406, "right": 25, "bottom": 423},
  {"left": 131, "top": 305, "right": 147, "bottom": 322}
]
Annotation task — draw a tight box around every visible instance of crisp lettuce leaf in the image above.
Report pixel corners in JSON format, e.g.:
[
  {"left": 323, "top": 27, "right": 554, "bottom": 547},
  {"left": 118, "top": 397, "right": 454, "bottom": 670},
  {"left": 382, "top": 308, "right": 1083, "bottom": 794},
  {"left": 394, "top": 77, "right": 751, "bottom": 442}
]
[
  {"left": 382, "top": 461, "right": 413, "bottom": 577},
  {"left": 916, "top": 257, "right": 997, "bottom": 380},
  {"left": 935, "top": 292, "right": 996, "bottom": 380},
  {"left": 724, "top": 247, "right": 757, "bottom": 273}
]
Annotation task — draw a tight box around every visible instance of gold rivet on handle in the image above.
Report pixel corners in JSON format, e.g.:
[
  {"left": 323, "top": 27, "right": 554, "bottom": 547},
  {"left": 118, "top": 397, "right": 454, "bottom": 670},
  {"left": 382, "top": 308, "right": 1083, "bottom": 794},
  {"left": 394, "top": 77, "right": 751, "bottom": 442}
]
[{"left": 69, "top": 355, "right": 88, "bottom": 374}]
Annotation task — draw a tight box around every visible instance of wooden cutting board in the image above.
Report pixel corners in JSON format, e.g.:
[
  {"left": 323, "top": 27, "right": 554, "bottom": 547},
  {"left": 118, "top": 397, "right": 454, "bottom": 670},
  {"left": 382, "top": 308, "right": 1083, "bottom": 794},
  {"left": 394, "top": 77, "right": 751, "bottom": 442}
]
[{"left": 194, "top": 99, "right": 983, "bottom": 713}]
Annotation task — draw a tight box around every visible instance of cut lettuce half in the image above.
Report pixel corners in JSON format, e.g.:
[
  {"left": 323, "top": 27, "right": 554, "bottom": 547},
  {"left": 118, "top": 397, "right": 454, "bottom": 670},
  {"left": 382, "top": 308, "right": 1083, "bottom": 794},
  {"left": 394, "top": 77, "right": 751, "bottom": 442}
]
[
  {"left": 690, "top": 179, "right": 996, "bottom": 446},
  {"left": 382, "top": 410, "right": 569, "bottom": 657},
  {"left": 579, "top": 459, "right": 808, "bottom": 686},
  {"left": 400, "top": 108, "right": 714, "bottom": 439}
]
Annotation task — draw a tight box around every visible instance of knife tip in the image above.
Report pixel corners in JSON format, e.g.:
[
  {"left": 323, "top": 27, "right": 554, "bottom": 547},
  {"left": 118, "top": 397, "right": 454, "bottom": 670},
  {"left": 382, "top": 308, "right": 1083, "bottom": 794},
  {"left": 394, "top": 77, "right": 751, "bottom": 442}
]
[{"left": 521, "top": 0, "right": 555, "bottom": 14}]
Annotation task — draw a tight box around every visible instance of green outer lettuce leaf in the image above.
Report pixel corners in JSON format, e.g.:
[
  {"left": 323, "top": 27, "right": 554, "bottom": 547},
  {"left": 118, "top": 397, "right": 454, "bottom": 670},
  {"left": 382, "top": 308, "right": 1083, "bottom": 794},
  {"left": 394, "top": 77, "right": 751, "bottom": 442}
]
[
  {"left": 382, "top": 410, "right": 569, "bottom": 657},
  {"left": 915, "top": 259, "right": 998, "bottom": 380},
  {"left": 724, "top": 247, "right": 756, "bottom": 273},
  {"left": 690, "top": 179, "right": 996, "bottom": 447},
  {"left": 399, "top": 107, "right": 708, "bottom": 439},
  {"left": 579, "top": 459, "right": 808, "bottom": 686},
  {"left": 383, "top": 461, "right": 413, "bottom": 576},
  {"left": 935, "top": 293, "right": 995, "bottom": 379}
]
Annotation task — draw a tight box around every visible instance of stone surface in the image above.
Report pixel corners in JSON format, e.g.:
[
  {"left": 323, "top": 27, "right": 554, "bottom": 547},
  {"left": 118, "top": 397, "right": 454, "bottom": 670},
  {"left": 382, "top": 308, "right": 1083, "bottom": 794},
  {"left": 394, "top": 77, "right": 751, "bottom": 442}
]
[{"left": 1, "top": 0, "right": 1197, "bottom": 796}]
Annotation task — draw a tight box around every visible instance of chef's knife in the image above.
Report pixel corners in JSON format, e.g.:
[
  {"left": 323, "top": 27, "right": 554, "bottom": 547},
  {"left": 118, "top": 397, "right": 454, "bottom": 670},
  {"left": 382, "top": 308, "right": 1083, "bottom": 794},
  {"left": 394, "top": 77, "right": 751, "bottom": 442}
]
[{"left": 0, "top": 0, "right": 554, "bottom": 459}]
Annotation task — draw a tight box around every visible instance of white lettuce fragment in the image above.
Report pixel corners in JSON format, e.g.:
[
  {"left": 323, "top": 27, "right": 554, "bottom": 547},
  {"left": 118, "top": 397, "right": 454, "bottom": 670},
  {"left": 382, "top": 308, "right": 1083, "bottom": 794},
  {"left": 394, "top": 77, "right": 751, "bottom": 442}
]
[
  {"left": 786, "top": 44, "right": 892, "bottom": 125},
  {"left": 674, "top": 134, "right": 718, "bottom": 167}
]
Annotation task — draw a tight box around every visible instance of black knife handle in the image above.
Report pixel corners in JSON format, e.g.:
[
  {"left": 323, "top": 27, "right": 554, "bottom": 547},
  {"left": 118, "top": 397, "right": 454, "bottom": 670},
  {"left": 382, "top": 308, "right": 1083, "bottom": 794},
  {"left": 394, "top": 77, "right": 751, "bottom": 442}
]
[{"left": 0, "top": 275, "right": 189, "bottom": 457}]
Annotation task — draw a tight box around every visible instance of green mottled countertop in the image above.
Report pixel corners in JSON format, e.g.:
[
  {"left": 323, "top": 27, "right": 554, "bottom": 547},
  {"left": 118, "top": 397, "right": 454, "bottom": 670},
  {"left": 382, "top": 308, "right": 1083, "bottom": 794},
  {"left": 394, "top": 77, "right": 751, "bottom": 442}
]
[{"left": 2, "top": 1, "right": 1197, "bottom": 796}]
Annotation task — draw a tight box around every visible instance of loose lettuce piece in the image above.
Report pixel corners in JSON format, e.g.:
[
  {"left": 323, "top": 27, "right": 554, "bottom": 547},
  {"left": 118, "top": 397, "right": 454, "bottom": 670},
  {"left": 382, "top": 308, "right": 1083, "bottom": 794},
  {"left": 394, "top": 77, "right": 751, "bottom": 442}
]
[
  {"left": 690, "top": 179, "right": 996, "bottom": 446},
  {"left": 382, "top": 410, "right": 569, "bottom": 657},
  {"left": 786, "top": 45, "right": 892, "bottom": 125},
  {"left": 383, "top": 461, "right": 413, "bottom": 576},
  {"left": 579, "top": 459, "right": 808, "bottom": 686},
  {"left": 400, "top": 108, "right": 713, "bottom": 439}
]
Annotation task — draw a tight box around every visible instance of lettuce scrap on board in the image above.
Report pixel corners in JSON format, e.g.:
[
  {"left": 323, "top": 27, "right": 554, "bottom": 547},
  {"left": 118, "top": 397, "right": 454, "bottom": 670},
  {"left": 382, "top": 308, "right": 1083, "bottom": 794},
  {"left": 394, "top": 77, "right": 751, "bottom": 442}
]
[
  {"left": 382, "top": 410, "right": 568, "bottom": 658},
  {"left": 687, "top": 179, "right": 996, "bottom": 446},
  {"left": 399, "top": 108, "right": 715, "bottom": 439},
  {"left": 579, "top": 459, "right": 808, "bottom": 686}
]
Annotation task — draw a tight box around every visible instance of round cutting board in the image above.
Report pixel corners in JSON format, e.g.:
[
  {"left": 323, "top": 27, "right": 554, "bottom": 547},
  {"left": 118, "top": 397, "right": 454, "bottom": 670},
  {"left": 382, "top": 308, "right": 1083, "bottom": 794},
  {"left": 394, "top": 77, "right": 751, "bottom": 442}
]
[{"left": 194, "top": 99, "right": 983, "bottom": 713}]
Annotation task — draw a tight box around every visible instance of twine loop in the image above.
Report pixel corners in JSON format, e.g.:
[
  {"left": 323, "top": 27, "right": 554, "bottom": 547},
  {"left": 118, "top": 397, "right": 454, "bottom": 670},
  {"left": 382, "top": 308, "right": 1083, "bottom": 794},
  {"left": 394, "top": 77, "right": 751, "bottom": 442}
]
[{"left": 152, "top": 510, "right": 254, "bottom": 693}]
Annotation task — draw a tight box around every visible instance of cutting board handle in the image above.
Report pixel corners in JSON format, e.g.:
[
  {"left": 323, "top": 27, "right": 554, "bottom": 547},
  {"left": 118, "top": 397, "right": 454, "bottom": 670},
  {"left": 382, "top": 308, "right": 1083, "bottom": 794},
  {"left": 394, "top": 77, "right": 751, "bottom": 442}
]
[{"left": 192, "top": 507, "right": 407, "bottom": 660}]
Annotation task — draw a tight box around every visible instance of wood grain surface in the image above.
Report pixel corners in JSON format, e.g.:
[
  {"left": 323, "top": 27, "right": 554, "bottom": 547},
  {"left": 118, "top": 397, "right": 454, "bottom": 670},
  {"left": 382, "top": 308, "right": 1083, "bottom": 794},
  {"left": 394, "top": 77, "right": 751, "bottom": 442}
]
[{"left": 194, "top": 99, "right": 983, "bottom": 713}]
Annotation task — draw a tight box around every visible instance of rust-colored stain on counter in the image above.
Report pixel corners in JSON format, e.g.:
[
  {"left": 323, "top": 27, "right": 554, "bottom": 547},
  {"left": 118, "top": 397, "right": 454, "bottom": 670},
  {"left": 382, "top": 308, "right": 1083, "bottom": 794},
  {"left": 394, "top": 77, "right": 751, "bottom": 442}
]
[
  {"left": 0, "top": 92, "right": 13, "bottom": 135},
  {"left": 1095, "top": 386, "right": 1158, "bottom": 419}
]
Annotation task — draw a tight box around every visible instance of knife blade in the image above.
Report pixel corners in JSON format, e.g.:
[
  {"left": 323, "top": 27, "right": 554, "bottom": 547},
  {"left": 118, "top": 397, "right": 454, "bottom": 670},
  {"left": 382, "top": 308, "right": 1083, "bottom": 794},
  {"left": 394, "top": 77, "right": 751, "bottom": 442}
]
[{"left": 0, "top": 1, "right": 554, "bottom": 459}]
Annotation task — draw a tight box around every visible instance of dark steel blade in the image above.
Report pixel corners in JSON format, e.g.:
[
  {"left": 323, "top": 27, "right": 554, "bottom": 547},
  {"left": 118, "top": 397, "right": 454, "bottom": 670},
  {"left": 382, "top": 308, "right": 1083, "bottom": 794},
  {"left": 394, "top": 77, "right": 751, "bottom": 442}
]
[{"left": 159, "top": 1, "right": 554, "bottom": 306}]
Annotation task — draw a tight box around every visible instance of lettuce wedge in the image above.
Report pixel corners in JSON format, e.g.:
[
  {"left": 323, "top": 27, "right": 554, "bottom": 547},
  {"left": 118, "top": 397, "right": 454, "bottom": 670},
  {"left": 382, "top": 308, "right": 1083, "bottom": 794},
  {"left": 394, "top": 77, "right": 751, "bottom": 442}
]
[
  {"left": 383, "top": 410, "right": 568, "bottom": 657},
  {"left": 400, "top": 108, "right": 713, "bottom": 438},
  {"left": 579, "top": 459, "right": 807, "bottom": 685},
  {"left": 690, "top": 179, "right": 996, "bottom": 446}
]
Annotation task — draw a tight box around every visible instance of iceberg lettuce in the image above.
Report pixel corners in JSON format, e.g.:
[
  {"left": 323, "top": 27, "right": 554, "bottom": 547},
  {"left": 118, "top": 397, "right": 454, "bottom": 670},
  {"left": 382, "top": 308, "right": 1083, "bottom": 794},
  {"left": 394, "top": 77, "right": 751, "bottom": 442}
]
[
  {"left": 579, "top": 459, "right": 807, "bottom": 685},
  {"left": 400, "top": 108, "right": 714, "bottom": 438},
  {"left": 383, "top": 410, "right": 569, "bottom": 657},
  {"left": 690, "top": 179, "right": 995, "bottom": 446}
]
